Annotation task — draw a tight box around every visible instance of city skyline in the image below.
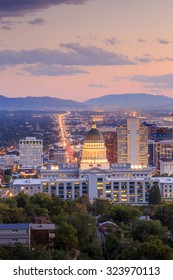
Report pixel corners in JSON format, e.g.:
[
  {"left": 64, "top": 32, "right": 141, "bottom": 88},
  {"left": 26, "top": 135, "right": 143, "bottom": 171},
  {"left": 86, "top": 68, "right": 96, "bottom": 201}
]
[{"left": 0, "top": 0, "right": 173, "bottom": 101}]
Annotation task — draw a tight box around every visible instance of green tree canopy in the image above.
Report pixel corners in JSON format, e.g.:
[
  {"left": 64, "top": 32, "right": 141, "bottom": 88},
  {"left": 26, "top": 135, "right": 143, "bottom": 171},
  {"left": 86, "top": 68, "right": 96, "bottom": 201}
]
[
  {"left": 137, "top": 236, "right": 173, "bottom": 260},
  {"left": 31, "top": 193, "right": 53, "bottom": 212},
  {"left": 101, "top": 205, "right": 141, "bottom": 224},
  {"left": 55, "top": 222, "right": 79, "bottom": 251},
  {"left": 131, "top": 220, "right": 168, "bottom": 242},
  {"left": 149, "top": 185, "right": 161, "bottom": 204}
]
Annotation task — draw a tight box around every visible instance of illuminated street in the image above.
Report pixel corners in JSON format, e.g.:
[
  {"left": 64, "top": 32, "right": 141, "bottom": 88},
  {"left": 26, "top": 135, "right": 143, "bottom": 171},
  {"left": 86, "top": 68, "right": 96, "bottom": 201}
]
[{"left": 58, "top": 111, "right": 75, "bottom": 163}]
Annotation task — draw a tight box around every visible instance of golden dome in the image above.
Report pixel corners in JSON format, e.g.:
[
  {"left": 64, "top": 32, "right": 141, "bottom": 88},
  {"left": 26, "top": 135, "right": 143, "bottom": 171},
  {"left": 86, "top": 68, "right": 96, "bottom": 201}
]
[{"left": 85, "top": 122, "right": 104, "bottom": 142}]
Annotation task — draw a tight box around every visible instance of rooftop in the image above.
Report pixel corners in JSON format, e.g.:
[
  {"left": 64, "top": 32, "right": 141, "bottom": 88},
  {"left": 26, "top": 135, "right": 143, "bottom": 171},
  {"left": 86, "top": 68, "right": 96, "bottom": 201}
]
[
  {"left": 85, "top": 122, "right": 104, "bottom": 142},
  {"left": 0, "top": 223, "right": 30, "bottom": 230},
  {"left": 13, "top": 179, "right": 41, "bottom": 185}
]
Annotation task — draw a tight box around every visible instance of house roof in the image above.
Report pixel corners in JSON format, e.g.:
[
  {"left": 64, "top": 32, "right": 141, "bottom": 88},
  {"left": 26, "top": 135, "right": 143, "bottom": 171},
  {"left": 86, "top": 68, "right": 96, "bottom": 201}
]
[
  {"left": 99, "top": 221, "right": 117, "bottom": 227},
  {"left": 0, "top": 223, "right": 30, "bottom": 230}
]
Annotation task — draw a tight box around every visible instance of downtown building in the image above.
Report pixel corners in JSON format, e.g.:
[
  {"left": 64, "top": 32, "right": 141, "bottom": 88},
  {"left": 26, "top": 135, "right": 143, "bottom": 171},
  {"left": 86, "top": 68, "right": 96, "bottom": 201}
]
[
  {"left": 100, "top": 127, "right": 117, "bottom": 164},
  {"left": 154, "top": 139, "right": 173, "bottom": 173},
  {"left": 19, "top": 137, "right": 43, "bottom": 168},
  {"left": 117, "top": 118, "right": 148, "bottom": 167},
  {"left": 12, "top": 121, "right": 173, "bottom": 204}
]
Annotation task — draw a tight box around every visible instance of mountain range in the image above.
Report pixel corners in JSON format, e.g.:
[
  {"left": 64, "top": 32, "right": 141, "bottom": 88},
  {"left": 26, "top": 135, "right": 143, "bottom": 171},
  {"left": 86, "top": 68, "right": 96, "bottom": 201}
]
[
  {"left": 0, "top": 93, "right": 173, "bottom": 110},
  {"left": 84, "top": 93, "right": 173, "bottom": 110},
  {"left": 0, "top": 95, "right": 82, "bottom": 110}
]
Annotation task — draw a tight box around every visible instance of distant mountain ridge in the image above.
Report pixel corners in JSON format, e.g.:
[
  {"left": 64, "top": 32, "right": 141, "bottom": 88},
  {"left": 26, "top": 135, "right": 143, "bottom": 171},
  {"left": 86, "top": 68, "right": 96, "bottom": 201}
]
[
  {"left": 0, "top": 93, "right": 173, "bottom": 110},
  {"left": 84, "top": 93, "right": 173, "bottom": 110},
  {"left": 0, "top": 95, "right": 83, "bottom": 109}
]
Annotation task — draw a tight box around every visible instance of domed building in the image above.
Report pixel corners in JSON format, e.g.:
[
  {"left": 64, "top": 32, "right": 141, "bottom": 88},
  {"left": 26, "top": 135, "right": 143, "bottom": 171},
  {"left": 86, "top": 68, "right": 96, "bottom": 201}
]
[{"left": 80, "top": 122, "right": 110, "bottom": 170}]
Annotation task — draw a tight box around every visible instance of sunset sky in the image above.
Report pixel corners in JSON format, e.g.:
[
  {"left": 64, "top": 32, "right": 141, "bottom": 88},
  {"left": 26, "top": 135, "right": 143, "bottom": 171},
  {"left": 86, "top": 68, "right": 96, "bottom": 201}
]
[{"left": 0, "top": 0, "right": 173, "bottom": 101}]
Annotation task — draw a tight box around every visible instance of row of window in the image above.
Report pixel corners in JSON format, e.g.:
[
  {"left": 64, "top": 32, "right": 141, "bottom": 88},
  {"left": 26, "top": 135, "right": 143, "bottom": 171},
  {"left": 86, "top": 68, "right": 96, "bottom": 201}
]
[{"left": 20, "top": 141, "right": 42, "bottom": 145}]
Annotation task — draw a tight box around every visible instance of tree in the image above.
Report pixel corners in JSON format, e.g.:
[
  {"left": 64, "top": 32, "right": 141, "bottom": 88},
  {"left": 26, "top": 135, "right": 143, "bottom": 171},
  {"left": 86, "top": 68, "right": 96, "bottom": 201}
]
[
  {"left": 0, "top": 245, "right": 13, "bottom": 260},
  {"left": 93, "top": 198, "right": 112, "bottom": 216},
  {"left": 76, "top": 195, "right": 92, "bottom": 212},
  {"left": 101, "top": 205, "right": 141, "bottom": 224},
  {"left": 55, "top": 222, "right": 79, "bottom": 251},
  {"left": 16, "top": 193, "right": 30, "bottom": 209},
  {"left": 2, "top": 174, "right": 11, "bottom": 184},
  {"left": 0, "top": 203, "right": 26, "bottom": 223},
  {"left": 149, "top": 185, "right": 161, "bottom": 204},
  {"left": 137, "top": 236, "right": 173, "bottom": 260},
  {"left": 31, "top": 193, "right": 53, "bottom": 212},
  {"left": 154, "top": 203, "right": 173, "bottom": 231},
  {"left": 131, "top": 220, "right": 168, "bottom": 243}
]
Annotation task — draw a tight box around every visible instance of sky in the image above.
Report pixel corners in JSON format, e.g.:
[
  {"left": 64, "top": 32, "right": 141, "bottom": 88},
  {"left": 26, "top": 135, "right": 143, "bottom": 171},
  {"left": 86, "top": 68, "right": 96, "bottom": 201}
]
[{"left": 0, "top": 0, "right": 173, "bottom": 101}]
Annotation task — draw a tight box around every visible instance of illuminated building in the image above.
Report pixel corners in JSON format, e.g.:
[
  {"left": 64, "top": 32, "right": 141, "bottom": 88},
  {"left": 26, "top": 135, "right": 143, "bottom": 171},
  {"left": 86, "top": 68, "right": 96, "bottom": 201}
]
[
  {"left": 19, "top": 137, "right": 43, "bottom": 168},
  {"left": 48, "top": 145, "right": 69, "bottom": 164},
  {"left": 101, "top": 129, "right": 117, "bottom": 164},
  {"left": 12, "top": 171, "right": 173, "bottom": 203},
  {"left": 12, "top": 122, "right": 173, "bottom": 204},
  {"left": 148, "top": 126, "right": 173, "bottom": 141},
  {"left": 80, "top": 122, "right": 110, "bottom": 170},
  {"left": 155, "top": 139, "right": 173, "bottom": 172},
  {"left": 148, "top": 140, "right": 156, "bottom": 166},
  {"left": 160, "top": 159, "right": 173, "bottom": 176},
  {"left": 117, "top": 118, "right": 148, "bottom": 167}
]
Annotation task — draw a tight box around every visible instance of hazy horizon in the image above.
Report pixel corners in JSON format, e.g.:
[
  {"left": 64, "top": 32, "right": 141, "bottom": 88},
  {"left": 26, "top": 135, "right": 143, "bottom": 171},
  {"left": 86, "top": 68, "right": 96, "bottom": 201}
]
[{"left": 0, "top": 0, "right": 173, "bottom": 101}]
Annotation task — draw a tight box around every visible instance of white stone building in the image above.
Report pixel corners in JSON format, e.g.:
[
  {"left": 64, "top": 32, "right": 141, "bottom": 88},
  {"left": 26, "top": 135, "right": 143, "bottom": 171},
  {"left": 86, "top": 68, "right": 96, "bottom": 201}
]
[
  {"left": 19, "top": 137, "right": 43, "bottom": 168},
  {"left": 160, "top": 159, "right": 173, "bottom": 176}
]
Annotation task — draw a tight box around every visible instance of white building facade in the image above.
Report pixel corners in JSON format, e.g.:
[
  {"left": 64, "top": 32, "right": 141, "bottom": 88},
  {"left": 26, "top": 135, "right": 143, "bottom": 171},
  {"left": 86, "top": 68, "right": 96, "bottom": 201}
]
[
  {"left": 12, "top": 162, "right": 172, "bottom": 204},
  {"left": 117, "top": 118, "right": 148, "bottom": 167},
  {"left": 160, "top": 159, "right": 173, "bottom": 176},
  {"left": 19, "top": 137, "right": 43, "bottom": 168},
  {"left": 0, "top": 223, "right": 30, "bottom": 247}
]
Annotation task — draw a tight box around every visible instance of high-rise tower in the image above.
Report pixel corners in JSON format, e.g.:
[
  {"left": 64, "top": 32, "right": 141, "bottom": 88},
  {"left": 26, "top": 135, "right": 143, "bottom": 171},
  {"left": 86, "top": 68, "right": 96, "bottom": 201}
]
[{"left": 117, "top": 119, "right": 148, "bottom": 167}]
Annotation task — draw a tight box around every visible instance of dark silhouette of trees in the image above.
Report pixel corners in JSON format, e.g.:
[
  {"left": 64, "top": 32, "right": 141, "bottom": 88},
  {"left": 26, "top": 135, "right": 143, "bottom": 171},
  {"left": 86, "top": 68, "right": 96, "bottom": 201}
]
[{"left": 149, "top": 185, "right": 161, "bottom": 205}]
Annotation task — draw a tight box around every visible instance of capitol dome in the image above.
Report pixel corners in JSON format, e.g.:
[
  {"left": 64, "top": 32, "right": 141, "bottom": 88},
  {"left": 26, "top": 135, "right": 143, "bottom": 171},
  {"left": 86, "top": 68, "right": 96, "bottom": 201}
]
[
  {"left": 80, "top": 121, "right": 109, "bottom": 170},
  {"left": 85, "top": 122, "right": 104, "bottom": 142}
]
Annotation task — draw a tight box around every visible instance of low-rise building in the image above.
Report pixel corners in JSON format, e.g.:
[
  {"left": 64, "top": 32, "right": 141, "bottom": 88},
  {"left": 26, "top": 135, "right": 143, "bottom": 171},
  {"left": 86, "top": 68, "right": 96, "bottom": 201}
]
[
  {"left": 158, "top": 177, "right": 173, "bottom": 202},
  {"left": 0, "top": 223, "right": 30, "bottom": 247},
  {"left": 0, "top": 223, "right": 56, "bottom": 248},
  {"left": 30, "top": 223, "right": 55, "bottom": 247},
  {"left": 11, "top": 173, "right": 173, "bottom": 204},
  {"left": 12, "top": 178, "right": 42, "bottom": 196},
  {"left": 160, "top": 159, "right": 173, "bottom": 176}
]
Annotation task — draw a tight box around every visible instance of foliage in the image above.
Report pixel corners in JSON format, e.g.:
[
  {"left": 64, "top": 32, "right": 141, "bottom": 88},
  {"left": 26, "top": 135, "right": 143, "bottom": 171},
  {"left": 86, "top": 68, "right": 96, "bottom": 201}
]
[
  {"left": 137, "top": 236, "right": 173, "bottom": 260},
  {"left": 153, "top": 203, "right": 173, "bottom": 231},
  {"left": 31, "top": 193, "right": 52, "bottom": 212},
  {"left": 92, "top": 198, "right": 112, "bottom": 215},
  {"left": 101, "top": 204, "right": 141, "bottom": 224},
  {"left": 55, "top": 222, "right": 78, "bottom": 251},
  {"left": 76, "top": 195, "right": 92, "bottom": 212},
  {"left": 0, "top": 202, "right": 26, "bottom": 223},
  {"left": 1, "top": 192, "right": 173, "bottom": 260},
  {"left": 149, "top": 185, "right": 161, "bottom": 204},
  {"left": 131, "top": 220, "right": 168, "bottom": 242}
]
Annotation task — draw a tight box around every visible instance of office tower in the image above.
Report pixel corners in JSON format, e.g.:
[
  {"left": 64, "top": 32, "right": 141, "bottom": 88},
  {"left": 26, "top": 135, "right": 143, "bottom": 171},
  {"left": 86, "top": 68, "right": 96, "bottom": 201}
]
[
  {"left": 155, "top": 139, "right": 173, "bottom": 172},
  {"left": 148, "top": 125, "right": 173, "bottom": 141},
  {"left": 101, "top": 130, "right": 117, "bottom": 164},
  {"left": 19, "top": 137, "right": 43, "bottom": 168},
  {"left": 117, "top": 118, "right": 148, "bottom": 167},
  {"left": 148, "top": 140, "right": 156, "bottom": 166}
]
